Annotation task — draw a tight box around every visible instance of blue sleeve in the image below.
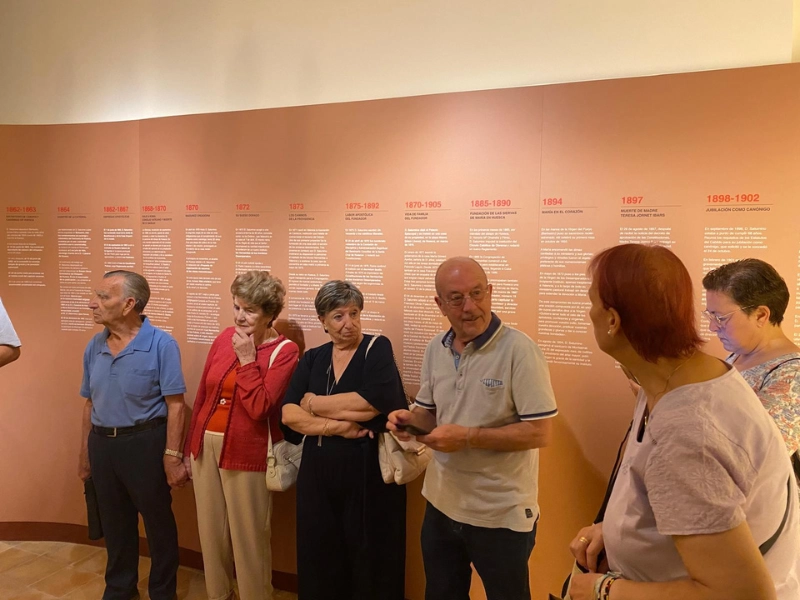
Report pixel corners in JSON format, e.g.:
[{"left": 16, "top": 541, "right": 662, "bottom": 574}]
[
  {"left": 80, "top": 342, "right": 92, "bottom": 399},
  {"left": 158, "top": 338, "right": 186, "bottom": 395}
]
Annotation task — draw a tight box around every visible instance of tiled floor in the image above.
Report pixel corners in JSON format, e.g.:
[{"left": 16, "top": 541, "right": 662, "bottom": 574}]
[{"left": 0, "top": 541, "right": 297, "bottom": 600}]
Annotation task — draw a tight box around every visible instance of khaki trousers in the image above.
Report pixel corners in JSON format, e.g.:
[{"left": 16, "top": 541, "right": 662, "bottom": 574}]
[{"left": 192, "top": 432, "right": 273, "bottom": 600}]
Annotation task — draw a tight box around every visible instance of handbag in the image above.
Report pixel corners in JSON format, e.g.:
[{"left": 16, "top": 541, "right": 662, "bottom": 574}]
[
  {"left": 265, "top": 339, "right": 304, "bottom": 492},
  {"left": 365, "top": 334, "right": 432, "bottom": 485}
]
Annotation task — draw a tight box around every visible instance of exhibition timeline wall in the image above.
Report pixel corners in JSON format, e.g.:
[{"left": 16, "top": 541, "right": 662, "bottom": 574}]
[{"left": 1, "top": 63, "right": 799, "bottom": 599}]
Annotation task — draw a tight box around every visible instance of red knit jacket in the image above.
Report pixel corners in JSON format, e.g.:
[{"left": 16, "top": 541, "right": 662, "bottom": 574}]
[{"left": 184, "top": 328, "right": 299, "bottom": 472}]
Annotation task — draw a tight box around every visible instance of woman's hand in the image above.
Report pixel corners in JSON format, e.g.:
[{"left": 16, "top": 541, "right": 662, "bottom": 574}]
[
  {"left": 232, "top": 327, "right": 257, "bottom": 365},
  {"left": 568, "top": 572, "right": 604, "bottom": 600},
  {"left": 299, "top": 392, "right": 316, "bottom": 413},
  {"left": 335, "top": 420, "right": 373, "bottom": 439},
  {"left": 570, "top": 523, "right": 605, "bottom": 572}
]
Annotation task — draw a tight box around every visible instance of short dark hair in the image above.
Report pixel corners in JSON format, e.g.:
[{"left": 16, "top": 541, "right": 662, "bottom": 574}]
[
  {"left": 702, "top": 259, "right": 789, "bottom": 325},
  {"left": 104, "top": 270, "right": 150, "bottom": 313},
  {"left": 588, "top": 244, "right": 702, "bottom": 363},
  {"left": 314, "top": 281, "right": 364, "bottom": 317}
]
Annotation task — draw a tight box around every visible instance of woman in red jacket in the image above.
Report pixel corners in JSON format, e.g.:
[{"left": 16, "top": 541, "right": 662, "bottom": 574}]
[{"left": 183, "top": 271, "right": 299, "bottom": 600}]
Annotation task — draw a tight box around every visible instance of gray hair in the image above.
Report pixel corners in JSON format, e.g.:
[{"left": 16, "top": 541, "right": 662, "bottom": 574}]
[
  {"left": 230, "top": 271, "right": 286, "bottom": 322},
  {"left": 104, "top": 270, "right": 150, "bottom": 313},
  {"left": 314, "top": 280, "right": 364, "bottom": 317}
]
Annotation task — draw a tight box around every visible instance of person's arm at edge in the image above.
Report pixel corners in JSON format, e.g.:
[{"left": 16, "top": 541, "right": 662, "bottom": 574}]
[
  {"left": 570, "top": 522, "right": 775, "bottom": 600},
  {"left": 78, "top": 398, "right": 92, "bottom": 481},
  {"left": 164, "top": 393, "right": 188, "bottom": 488},
  {"left": 0, "top": 345, "right": 20, "bottom": 367}
]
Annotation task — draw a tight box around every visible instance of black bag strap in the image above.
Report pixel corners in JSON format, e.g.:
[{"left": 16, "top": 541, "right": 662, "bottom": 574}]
[
  {"left": 758, "top": 476, "right": 793, "bottom": 555},
  {"left": 560, "top": 421, "right": 633, "bottom": 596},
  {"left": 595, "top": 420, "right": 633, "bottom": 524}
]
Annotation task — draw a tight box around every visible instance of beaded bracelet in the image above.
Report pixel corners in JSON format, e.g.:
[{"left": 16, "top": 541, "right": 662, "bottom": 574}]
[
  {"left": 592, "top": 574, "right": 608, "bottom": 600},
  {"left": 600, "top": 572, "right": 622, "bottom": 600}
]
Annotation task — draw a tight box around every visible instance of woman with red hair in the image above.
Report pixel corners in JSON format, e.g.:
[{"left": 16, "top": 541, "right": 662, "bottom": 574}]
[{"left": 567, "top": 244, "right": 799, "bottom": 600}]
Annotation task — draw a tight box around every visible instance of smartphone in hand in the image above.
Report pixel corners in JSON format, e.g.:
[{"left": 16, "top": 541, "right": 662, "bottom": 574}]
[{"left": 395, "top": 423, "right": 432, "bottom": 436}]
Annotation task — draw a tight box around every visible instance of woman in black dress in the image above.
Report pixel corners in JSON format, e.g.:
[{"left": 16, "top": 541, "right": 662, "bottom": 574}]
[{"left": 281, "top": 280, "right": 407, "bottom": 600}]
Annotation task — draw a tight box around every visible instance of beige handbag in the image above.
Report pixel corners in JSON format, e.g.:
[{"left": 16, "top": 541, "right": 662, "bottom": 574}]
[
  {"left": 365, "top": 335, "right": 432, "bottom": 485},
  {"left": 266, "top": 339, "right": 304, "bottom": 492}
]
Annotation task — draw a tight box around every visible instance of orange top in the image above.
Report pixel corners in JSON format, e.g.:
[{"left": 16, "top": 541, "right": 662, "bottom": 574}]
[{"left": 206, "top": 367, "right": 237, "bottom": 433}]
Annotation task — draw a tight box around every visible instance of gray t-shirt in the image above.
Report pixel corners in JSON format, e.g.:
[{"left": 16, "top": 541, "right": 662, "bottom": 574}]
[{"left": 603, "top": 367, "right": 800, "bottom": 597}]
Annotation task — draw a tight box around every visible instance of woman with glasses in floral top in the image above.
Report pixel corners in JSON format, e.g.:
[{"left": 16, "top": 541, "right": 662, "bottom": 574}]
[{"left": 703, "top": 259, "right": 800, "bottom": 469}]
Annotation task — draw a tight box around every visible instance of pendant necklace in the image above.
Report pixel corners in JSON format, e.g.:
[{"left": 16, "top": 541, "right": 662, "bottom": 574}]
[{"left": 638, "top": 351, "right": 695, "bottom": 442}]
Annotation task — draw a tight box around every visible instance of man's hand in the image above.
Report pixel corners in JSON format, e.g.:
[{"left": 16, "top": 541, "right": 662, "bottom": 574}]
[
  {"left": 387, "top": 409, "right": 415, "bottom": 441},
  {"left": 417, "top": 424, "right": 469, "bottom": 453},
  {"left": 182, "top": 456, "right": 193, "bottom": 481},
  {"left": 232, "top": 327, "right": 257, "bottom": 365},
  {"left": 77, "top": 451, "right": 91, "bottom": 482},
  {"left": 164, "top": 455, "right": 189, "bottom": 488}
]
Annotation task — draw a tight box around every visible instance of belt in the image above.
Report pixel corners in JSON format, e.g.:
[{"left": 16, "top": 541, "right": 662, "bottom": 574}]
[{"left": 91, "top": 417, "right": 167, "bottom": 438}]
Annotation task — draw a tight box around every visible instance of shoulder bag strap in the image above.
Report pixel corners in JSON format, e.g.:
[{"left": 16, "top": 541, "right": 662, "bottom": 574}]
[
  {"left": 365, "top": 333, "right": 380, "bottom": 357},
  {"left": 759, "top": 477, "right": 793, "bottom": 555},
  {"left": 760, "top": 357, "right": 800, "bottom": 385},
  {"left": 594, "top": 420, "right": 633, "bottom": 524},
  {"left": 267, "top": 338, "right": 293, "bottom": 456}
]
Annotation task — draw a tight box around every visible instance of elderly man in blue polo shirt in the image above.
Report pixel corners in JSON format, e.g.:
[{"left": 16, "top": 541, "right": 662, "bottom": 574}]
[
  {"left": 78, "top": 270, "right": 188, "bottom": 600},
  {"left": 389, "top": 257, "right": 558, "bottom": 600}
]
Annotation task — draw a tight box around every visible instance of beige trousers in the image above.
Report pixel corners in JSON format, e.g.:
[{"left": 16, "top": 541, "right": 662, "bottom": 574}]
[{"left": 192, "top": 432, "right": 273, "bottom": 600}]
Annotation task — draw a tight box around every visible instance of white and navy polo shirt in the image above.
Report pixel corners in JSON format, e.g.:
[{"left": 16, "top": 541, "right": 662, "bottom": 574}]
[{"left": 415, "top": 314, "right": 557, "bottom": 531}]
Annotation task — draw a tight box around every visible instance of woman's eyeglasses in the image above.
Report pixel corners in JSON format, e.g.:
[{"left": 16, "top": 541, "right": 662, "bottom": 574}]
[{"left": 701, "top": 306, "right": 753, "bottom": 327}]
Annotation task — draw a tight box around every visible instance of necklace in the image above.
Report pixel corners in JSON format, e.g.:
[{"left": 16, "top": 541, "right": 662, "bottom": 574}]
[
  {"left": 653, "top": 351, "right": 695, "bottom": 401},
  {"left": 638, "top": 351, "right": 695, "bottom": 442}
]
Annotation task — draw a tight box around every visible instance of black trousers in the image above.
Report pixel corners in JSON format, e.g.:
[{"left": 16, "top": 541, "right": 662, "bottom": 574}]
[
  {"left": 88, "top": 422, "right": 179, "bottom": 600},
  {"left": 421, "top": 502, "right": 538, "bottom": 600},
  {"left": 296, "top": 435, "right": 406, "bottom": 600}
]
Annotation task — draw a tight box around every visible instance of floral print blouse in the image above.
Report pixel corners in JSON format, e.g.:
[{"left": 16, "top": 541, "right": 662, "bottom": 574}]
[{"left": 732, "top": 352, "right": 800, "bottom": 455}]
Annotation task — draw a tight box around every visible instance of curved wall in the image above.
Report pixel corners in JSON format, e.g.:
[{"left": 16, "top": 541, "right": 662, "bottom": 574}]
[{"left": 2, "top": 63, "right": 800, "bottom": 599}]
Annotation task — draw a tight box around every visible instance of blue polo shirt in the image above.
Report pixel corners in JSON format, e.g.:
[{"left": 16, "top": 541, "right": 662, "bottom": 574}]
[{"left": 80, "top": 316, "right": 186, "bottom": 427}]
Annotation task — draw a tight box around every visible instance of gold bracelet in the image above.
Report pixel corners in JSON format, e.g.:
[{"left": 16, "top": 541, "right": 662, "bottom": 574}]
[
  {"left": 322, "top": 418, "right": 331, "bottom": 437},
  {"left": 308, "top": 396, "right": 317, "bottom": 417}
]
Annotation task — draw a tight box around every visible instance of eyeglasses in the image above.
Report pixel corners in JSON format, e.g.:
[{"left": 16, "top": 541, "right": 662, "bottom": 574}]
[
  {"left": 702, "top": 306, "right": 753, "bottom": 327},
  {"left": 441, "top": 287, "right": 489, "bottom": 308}
]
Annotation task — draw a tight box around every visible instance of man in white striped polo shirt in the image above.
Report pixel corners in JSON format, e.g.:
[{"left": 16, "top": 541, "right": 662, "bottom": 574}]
[{"left": 389, "top": 256, "right": 558, "bottom": 600}]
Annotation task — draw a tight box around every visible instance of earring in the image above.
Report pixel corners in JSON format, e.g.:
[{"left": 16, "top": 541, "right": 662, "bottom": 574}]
[
  {"left": 324, "top": 328, "right": 328, "bottom": 333},
  {"left": 607, "top": 329, "right": 612, "bottom": 336}
]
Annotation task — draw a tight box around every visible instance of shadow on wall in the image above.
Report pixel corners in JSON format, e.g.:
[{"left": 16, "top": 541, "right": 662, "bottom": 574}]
[{"left": 275, "top": 319, "right": 306, "bottom": 356}]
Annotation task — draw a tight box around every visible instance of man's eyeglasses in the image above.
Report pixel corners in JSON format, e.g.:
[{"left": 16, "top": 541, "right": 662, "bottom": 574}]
[
  {"left": 441, "top": 287, "right": 489, "bottom": 308},
  {"left": 702, "top": 306, "right": 753, "bottom": 327}
]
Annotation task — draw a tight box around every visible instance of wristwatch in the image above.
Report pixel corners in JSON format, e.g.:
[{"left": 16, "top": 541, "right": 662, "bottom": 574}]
[{"left": 164, "top": 448, "right": 184, "bottom": 459}]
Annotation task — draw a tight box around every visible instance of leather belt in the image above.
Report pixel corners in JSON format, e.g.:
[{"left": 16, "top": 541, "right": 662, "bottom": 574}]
[{"left": 91, "top": 417, "right": 167, "bottom": 438}]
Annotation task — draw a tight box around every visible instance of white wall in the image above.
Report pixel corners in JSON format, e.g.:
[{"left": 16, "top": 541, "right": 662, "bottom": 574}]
[{"left": 0, "top": 0, "right": 795, "bottom": 124}]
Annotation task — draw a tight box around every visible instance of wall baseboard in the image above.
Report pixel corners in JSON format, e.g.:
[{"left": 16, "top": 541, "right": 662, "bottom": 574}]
[{"left": 0, "top": 522, "right": 298, "bottom": 592}]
